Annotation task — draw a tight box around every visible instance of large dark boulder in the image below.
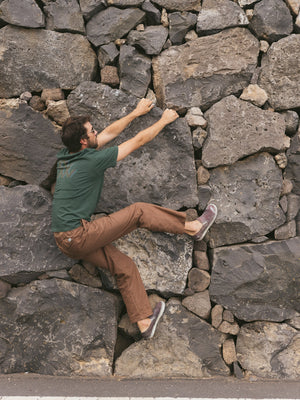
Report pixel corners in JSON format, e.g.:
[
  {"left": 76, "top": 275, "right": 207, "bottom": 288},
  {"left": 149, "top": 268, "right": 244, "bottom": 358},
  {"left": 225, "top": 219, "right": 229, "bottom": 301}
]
[
  {"left": 0, "top": 26, "right": 97, "bottom": 98},
  {"left": 209, "top": 237, "right": 300, "bottom": 322},
  {"left": 0, "top": 100, "right": 61, "bottom": 184},
  {"left": 207, "top": 153, "right": 285, "bottom": 247},
  {"left": 152, "top": 28, "right": 259, "bottom": 110},
  {"left": 0, "top": 279, "right": 121, "bottom": 376},
  {"left": 0, "top": 185, "right": 73, "bottom": 285},
  {"left": 67, "top": 82, "right": 198, "bottom": 212}
]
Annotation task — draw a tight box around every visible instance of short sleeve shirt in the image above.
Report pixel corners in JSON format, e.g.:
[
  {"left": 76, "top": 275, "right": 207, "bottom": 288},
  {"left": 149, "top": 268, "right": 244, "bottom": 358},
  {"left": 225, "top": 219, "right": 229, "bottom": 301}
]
[{"left": 51, "top": 146, "right": 118, "bottom": 232}]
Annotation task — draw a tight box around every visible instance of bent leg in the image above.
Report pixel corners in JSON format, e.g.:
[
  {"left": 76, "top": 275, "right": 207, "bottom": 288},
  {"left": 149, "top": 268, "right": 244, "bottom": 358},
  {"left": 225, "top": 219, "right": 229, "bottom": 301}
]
[{"left": 84, "top": 243, "right": 153, "bottom": 324}]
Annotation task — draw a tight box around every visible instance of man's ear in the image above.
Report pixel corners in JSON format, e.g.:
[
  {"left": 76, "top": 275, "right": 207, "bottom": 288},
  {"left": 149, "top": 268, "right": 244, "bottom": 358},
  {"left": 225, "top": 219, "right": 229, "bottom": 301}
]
[{"left": 80, "top": 137, "right": 88, "bottom": 146}]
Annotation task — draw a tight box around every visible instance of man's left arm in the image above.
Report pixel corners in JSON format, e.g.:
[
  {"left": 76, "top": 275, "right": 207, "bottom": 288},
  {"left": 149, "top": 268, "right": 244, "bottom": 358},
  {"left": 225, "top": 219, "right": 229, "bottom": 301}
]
[{"left": 96, "top": 98, "right": 154, "bottom": 149}]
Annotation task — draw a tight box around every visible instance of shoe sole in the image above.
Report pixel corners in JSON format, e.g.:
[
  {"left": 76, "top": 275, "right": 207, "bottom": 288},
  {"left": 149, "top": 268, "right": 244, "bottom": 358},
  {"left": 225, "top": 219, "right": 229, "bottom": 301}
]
[
  {"left": 148, "top": 301, "right": 165, "bottom": 339},
  {"left": 195, "top": 204, "right": 218, "bottom": 241}
]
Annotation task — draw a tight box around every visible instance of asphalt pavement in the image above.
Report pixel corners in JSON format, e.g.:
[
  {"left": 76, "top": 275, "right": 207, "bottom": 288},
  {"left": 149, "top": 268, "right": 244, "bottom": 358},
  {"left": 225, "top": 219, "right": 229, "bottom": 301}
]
[{"left": 0, "top": 374, "right": 299, "bottom": 399}]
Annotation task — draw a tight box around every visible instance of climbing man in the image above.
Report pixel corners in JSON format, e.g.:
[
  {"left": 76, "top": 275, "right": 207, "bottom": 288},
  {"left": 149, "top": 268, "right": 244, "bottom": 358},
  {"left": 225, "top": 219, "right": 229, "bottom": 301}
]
[{"left": 51, "top": 98, "right": 217, "bottom": 339}]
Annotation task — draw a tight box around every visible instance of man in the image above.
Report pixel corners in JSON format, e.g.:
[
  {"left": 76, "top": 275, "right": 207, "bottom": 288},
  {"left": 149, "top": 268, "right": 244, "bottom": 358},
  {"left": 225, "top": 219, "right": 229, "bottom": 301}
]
[{"left": 51, "top": 98, "right": 217, "bottom": 339}]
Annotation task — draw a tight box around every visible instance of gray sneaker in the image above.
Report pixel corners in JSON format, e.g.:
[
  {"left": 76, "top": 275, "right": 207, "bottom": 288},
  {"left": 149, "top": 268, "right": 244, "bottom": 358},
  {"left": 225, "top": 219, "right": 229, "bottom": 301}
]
[
  {"left": 141, "top": 301, "right": 165, "bottom": 340},
  {"left": 193, "top": 204, "right": 217, "bottom": 241}
]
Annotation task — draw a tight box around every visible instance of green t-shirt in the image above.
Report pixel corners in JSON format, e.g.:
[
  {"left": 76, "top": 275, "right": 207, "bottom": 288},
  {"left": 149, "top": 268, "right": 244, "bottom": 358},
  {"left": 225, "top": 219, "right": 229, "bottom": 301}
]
[{"left": 51, "top": 146, "right": 118, "bottom": 232}]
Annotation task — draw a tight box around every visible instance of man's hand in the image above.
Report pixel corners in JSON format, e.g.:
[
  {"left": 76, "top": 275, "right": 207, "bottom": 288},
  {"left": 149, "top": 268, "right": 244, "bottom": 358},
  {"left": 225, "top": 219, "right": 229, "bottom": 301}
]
[
  {"left": 161, "top": 108, "right": 179, "bottom": 124},
  {"left": 133, "top": 98, "right": 155, "bottom": 117}
]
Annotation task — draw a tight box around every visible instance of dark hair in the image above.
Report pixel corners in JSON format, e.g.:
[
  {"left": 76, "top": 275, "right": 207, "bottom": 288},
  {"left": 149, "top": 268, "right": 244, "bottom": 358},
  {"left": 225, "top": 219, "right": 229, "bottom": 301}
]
[{"left": 61, "top": 115, "right": 91, "bottom": 153}]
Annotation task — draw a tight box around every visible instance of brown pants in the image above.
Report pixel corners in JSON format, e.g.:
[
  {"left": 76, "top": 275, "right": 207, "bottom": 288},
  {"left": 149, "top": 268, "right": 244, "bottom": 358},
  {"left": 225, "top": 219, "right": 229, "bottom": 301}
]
[{"left": 54, "top": 202, "right": 186, "bottom": 323}]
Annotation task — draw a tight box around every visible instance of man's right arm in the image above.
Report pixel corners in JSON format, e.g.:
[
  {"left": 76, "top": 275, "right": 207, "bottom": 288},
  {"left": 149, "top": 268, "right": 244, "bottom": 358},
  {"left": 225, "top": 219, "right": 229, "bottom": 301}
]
[{"left": 117, "top": 109, "right": 179, "bottom": 162}]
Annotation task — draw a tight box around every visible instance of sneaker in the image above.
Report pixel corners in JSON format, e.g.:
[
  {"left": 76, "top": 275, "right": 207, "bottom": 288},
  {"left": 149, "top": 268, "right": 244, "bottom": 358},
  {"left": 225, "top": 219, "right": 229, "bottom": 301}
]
[
  {"left": 193, "top": 204, "right": 217, "bottom": 241},
  {"left": 141, "top": 301, "right": 165, "bottom": 340}
]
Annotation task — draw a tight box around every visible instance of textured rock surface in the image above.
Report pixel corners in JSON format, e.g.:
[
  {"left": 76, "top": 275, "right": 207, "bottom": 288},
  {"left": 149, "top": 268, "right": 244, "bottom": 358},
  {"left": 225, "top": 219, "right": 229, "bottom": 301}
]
[
  {"left": 249, "top": 0, "right": 293, "bottom": 42},
  {"left": 86, "top": 7, "right": 145, "bottom": 46},
  {"left": 236, "top": 321, "right": 300, "bottom": 379},
  {"left": 0, "top": 26, "right": 97, "bottom": 98},
  {"left": 196, "top": 0, "right": 248, "bottom": 34},
  {"left": 115, "top": 299, "right": 229, "bottom": 378},
  {"left": 113, "top": 229, "right": 193, "bottom": 295},
  {"left": 0, "top": 279, "right": 120, "bottom": 376},
  {"left": 202, "top": 96, "right": 289, "bottom": 168},
  {"left": 127, "top": 25, "right": 168, "bottom": 54},
  {"left": 0, "top": 100, "right": 62, "bottom": 184},
  {"left": 258, "top": 35, "right": 300, "bottom": 110},
  {"left": 169, "top": 11, "right": 197, "bottom": 44},
  {"left": 208, "top": 153, "right": 285, "bottom": 247},
  {"left": 67, "top": 82, "right": 198, "bottom": 212},
  {"left": 44, "top": 0, "right": 85, "bottom": 34},
  {"left": 0, "top": 0, "right": 45, "bottom": 28},
  {"left": 153, "top": 28, "right": 259, "bottom": 110},
  {"left": 209, "top": 237, "right": 300, "bottom": 322},
  {"left": 0, "top": 185, "right": 73, "bottom": 284},
  {"left": 152, "top": 0, "right": 201, "bottom": 11}
]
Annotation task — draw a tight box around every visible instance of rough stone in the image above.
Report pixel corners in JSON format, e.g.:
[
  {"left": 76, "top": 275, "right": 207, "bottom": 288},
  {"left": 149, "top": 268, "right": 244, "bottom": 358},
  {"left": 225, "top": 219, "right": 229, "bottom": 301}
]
[
  {"left": 115, "top": 299, "right": 229, "bottom": 378},
  {"left": 100, "top": 66, "right": 119, "bottom": 87},
  {"left": 193, "top": 251, "right": 210, "bottom": 270},
  {"left": 222, "top": 339, "right": 237, "bottom": 365},
  {"left": 259, "top": 40, "right": 269, "bottom": 53},
  {"left": 281, "top": 178, "right": 294, "bottom": 196},
  {"left": 107, "top": 0, "right": 144, "bottom": 5},
  {"left": 286, "top": 315, "right": 300, "bottom": 330},
  {"left": 152, "top": 0, "right": 201, "bottom": 11},
  {"left": 141, "top": 0, "right": 161, "bottom": 25},
  {"left": 97, "top": 43, "right": 119, "bottom": 68},
  {"left": 202, "top": 96, "right": 289, "bottom": 168},
  {"left": 188, "top": 268, "right": 210, "bottom": 292},
  {"left": 249, "top": 0, "right": 293, "bottom": 42},
  {"left": 113, "top": 229, "right": 193, "bottom": 295},
  {"left": 68, "top": 264, "right": 103, "bottom": 288},
  {"left": 185, "top": 30, "right": 198, "bottom": 41},
  {"left": 210, "top": 237, "right": 300, "bottom": 322},
  {"left": 67, "top": 82, "right": 198, "bottom": 212},
  {"left": 29, "top": 96, "right": 46, "bottom": 112},
  {"left": 286, "top": 130, "right": 300, "bottom": 196},
  {"left": 0, "top": 26, "right": 97, "bottom": 98},
  {"left": 240, "top": 84, "right": 268, "bottom": 107},
  {"left": 0, "top": 100, "right": 63, "bottom": 184},
  {"left": 275, "top": 153, "right": 288, "bottom": 169},
  {"left": 236, "top": 321, "right": 300, "bottom": 379},
  {"left": 258, "top": 35, "right": 300, "bottom": 110},
  {"left": 161, "top": 8, "right": 169, "bottom": 27},
  {"left": 196, "top": 0, "right": 248, "bottom": 34},
  {"left": 280, "top": 195, "right": 288, "bottom": 214},
  {"left": 41, "top": 89, "right": 65, "bottom": 103},
  {"left": 223, "top": 310, "right": 235, "bottom": 323},
  {"left": 237, "top": 0, "right": 259, "bottom": 6},
  {"left": 86, "top": 7, "right": 145, "bottom": 47},
  {"left": 182, "top": 291, "right": 211, "bottom": 320},
  {"left": 287, "top": 194, "right": 300, "bottom": 222},
  {"left": 0, "top": 279, "right": 120, "bottom": 376},
  {"left": 197, "top": 166, "right": 210, "bottom": 185},
  {"left": 20, "top": 92, "right": 33, "bottom": 102},
  {"left": 46, "top": 100, "right": 70, "bottom": 126},
  {"left": 119, "top": 45, "right": 151, "bottom": 98},
  {"left": 78, "top": 0, "right": 107, "bottom": 21},
  {"left": 185, "top": 107, "right": 207, "bottom": 128},
  {"left": 0, "top": 0, "right": 45, "bottom": 28},
  {"left": 152, "top": 28, "right": 259, "bottom": 111},
  {"left": 0, "top": 185, "right": 74, "bottom": 285},
  {"left": 218, "top": 321, "right": 240, "bottom": 336},
  {"left": 274, "top": 220, "right": 296, "bottom": 240},
  {"left": 282, "top": 110, "right": 299, "bottom": 136},
  {"left": 0, "top": 280, "right": 11, "bottom": 299},
  {"left": 192, "top": 127, "right": 207, "bottom": 150},
  {"left": 44, "top": 0, "right": 85, "bottom": 34},
  {"left": 169, "top": 11, "right": 197, "bottom": 45},
  {"left": 197, "top": 185, "right": 211, "bottom": 212},
  {"left": 211, "top": 305, "right": 223, "bottom": 329},
  {"left": 208, "top": 153, "right": 286, "bottom": 247},
  {"left": 127, "top": 25, "right": 168, "bottom": 55},
  {"left": 285, "top": 0, "right": 300, "bottom": 15}
]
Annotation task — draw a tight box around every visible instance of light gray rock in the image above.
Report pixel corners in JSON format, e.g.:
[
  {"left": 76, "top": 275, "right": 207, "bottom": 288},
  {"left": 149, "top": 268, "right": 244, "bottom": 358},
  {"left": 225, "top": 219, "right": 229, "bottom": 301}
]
[
  {"left": 152, "top": 0, "right": 201, "bottom": 11},
  {"left": 237, "top": 321, "right": 300, "bottom": 379},
  {"left": 127, "top": 25, "right": 168, "bottom": 55},
  {"left": 0, "top": 279, "right": 120, "bottom": 376},
  {"left": 258, "top": 35, "right": 300, "bottom": 110},
  {"left": 192, "top": 127, "right": 207, "bottom": 150},
  {"left": 287, "top": 194, "right": 300, "bottom": 222},
  {"left": 238, "top": 0, "right": 259, "bottom": 6},
  {"left": 202, "top": 96, "right": 289, "bottom": 168},
  {"left": 0, "top": 100, "right": 62, "bottom": 184},
  {"left": 112, "top": 229, "right": 193, "bottom": 295},
  {"left": 182, "top": 290, "right": 211, "bottom": 320},
  {"left": 78, "top": 0, "right": 107, "bottom": 20},
  {"left": 274, "top": 220, "right": 296, "bottom": 240},
  {"left": 209, "top": 237, "right": 300, "bottom": 322},
  {"left": 0, "top": 26, "right": 97, "bottom": 98},
  {"left": 67, "top": 82, "right": 198, "bottom": 212},
  {"left": 0, "top": 0, "right": 45, "bottom": 28},
  {"left": 86, "top": 7, "right": 145, "bottom": 47},
  {"left": 169, "top": 11, "right": 197, "bottom": 45},
  {"left": 208, "top": 153, "right": 286, "bottom": 247},
  {"left": 249, "top": 0, "right": 293, "bottom": 42},
  {"left": 152, "top": 28, "right": 259, "bottom": 110},
  {"left": 44, "top": 0, "right": 85, "bottom": 34},
  {"left": 0, "top": 185, "right": 74, "bottom": 285},
  {"left": 281, "top": 110, "right": 299, "bottom": 136},
  {"left": 240, "top": 84, "right": 268, "bottom": 107},
  {"left": 115, "top": 299, "right": 229, "bottom": 378},
  {"left": 196, "top": 0, "right": 248, "bottom": 34}
]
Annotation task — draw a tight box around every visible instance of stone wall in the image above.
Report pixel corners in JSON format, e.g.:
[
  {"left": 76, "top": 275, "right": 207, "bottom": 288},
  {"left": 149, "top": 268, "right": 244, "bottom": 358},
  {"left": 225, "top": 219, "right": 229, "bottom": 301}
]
[{"left": 0, "top": 0, "right": 299, "bottom": 380}]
